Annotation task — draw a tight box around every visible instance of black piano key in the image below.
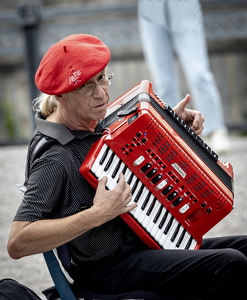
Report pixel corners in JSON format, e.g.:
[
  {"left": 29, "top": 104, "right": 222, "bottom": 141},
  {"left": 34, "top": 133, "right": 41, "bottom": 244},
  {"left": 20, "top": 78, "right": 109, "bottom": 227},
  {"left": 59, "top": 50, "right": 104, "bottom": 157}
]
[
  {"left": 141, "top": 192, "right": 152, "bottom": 210},
  {"left": 131, "top": 178, "right": 139, "bottom": 194},
  {"left": 164, "top": 216, "right": 174, "bottom": 235},
  {"left": 104, "top": 152, "right": 115, "bottom": 172},
  {"left": 141, "top": 162, "right": 152, "bottom": 173},
  {"left": 151, "top": 174, "right": 162, "bottom": 184},
  {"left": 146, "top": 198, "right": 157, "bottom": 216},
  {"left": 185, "top": 236, "right": 194, "bottom": 250},
  {"left": 134, "top": 184, "right": 145, "bottom": 203},
  {"left": 111, "top": 160, "right": 122, "bottom": 178},
  {"left": 99, "top": 146, "right": 110, "bottom": 165},
  {"left": 117, "top": 164, "right": 127, "bottom": 183},
  {"left": 127, "top": 172, "right": 134, "bottom": 185},
  {"left": 176, "top": 229, "right": 186, "bottom": 248},
  {"left": 122, "top": 165, "right": 128, "bottom": 175},
  {"left": 171, "top": 224, "right": 181, "bottom": 242},
  {"left": 153, "top": 205, "right": 163, "bottom": 223},
  {"left": 158, "top": 210, "right": 169, "bottom": 229},
  {"left": 146, "top": 168, "right": 157, "bottom": 178}
]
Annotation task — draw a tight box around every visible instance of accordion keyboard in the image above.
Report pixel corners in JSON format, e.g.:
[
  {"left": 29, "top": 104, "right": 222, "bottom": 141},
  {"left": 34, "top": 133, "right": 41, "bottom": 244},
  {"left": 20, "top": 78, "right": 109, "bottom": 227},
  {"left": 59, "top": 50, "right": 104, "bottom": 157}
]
[{"left": 91, "top": 143, "right": 197, "bottom": 250}]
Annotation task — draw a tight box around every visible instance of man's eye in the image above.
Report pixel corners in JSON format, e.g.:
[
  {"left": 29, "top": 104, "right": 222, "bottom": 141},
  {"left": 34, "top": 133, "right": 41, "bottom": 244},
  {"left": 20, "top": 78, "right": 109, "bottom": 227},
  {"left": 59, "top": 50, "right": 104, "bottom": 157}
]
[{"left": 99, "top": 74, "right": 105, "bottom": 81}]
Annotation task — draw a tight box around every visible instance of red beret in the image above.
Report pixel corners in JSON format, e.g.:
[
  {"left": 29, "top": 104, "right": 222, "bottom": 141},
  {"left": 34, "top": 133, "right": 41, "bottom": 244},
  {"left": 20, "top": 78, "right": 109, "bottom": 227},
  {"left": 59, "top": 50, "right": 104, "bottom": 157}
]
[{"left": 35, "top": 34, "right": 111, "bottom": 95}]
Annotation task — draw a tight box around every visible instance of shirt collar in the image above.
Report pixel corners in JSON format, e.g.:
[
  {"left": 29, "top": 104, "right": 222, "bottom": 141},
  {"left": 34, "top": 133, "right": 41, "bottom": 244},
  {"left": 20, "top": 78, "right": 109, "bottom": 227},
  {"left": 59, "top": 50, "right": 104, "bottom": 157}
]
[{"left": 35, "top": 112, "right": 104, "bottom": 145}]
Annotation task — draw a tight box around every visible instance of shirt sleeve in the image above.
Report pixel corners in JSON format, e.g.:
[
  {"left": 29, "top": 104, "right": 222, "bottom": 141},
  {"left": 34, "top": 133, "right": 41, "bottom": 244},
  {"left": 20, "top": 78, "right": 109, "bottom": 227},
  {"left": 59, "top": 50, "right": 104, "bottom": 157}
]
[{"left": 14, "top": 158, "right": 68, "bottom": 222}]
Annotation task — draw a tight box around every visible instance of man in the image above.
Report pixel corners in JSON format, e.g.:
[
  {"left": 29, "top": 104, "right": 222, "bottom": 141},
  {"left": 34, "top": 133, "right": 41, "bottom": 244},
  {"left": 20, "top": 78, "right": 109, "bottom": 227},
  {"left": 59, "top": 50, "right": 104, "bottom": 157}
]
[{"left": 7, "top": 34, "right": 247, "bottom": 299}]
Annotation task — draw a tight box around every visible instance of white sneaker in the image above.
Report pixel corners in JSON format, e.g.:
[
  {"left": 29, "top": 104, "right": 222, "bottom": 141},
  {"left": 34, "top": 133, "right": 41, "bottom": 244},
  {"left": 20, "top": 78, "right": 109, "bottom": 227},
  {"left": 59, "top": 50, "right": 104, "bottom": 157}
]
[{"left": 209, "top": 129, "right": 231, "bottom": 154}]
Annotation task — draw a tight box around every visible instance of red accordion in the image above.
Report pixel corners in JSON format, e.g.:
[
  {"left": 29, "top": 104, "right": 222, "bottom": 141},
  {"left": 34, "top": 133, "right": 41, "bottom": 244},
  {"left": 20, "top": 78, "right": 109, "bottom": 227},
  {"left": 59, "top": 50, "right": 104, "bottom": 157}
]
[{"left": 80, "top": 80, "right": 234, "bottom": 250}]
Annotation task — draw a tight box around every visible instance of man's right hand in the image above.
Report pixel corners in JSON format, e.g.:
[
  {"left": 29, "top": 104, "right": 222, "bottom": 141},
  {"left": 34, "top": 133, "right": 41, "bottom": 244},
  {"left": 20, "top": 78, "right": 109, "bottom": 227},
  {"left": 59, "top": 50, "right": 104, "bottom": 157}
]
[{"left": 93, "top": 173, "right": 137, "bottom": 223}]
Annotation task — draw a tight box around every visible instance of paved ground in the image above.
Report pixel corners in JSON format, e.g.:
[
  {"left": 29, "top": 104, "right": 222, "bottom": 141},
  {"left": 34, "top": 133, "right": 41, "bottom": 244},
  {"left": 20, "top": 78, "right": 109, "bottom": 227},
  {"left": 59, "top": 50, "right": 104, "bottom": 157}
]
[{"left": 0, "top": 134, "right": 247, "bottom": 299}]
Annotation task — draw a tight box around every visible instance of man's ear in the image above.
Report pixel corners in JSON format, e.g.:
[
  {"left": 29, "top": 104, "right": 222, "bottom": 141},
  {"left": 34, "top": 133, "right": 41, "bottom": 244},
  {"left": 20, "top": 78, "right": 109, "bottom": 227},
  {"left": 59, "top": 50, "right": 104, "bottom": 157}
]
[{"left": 54, "top": 95, "right": 62, "bottom": 101}]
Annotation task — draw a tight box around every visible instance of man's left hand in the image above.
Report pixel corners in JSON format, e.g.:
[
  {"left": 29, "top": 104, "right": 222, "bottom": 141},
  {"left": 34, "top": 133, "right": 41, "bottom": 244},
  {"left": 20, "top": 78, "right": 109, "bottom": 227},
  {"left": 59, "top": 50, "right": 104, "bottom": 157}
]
[{"left": 172, "top": 94, "right": 205, "bottom": 136}]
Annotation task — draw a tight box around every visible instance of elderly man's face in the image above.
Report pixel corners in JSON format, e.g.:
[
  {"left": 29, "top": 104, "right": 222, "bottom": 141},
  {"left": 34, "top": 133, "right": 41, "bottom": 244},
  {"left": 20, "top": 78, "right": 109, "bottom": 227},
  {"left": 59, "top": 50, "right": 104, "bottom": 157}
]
[{"left": 65, "top": 69, "right": 110, "bottom": 123}]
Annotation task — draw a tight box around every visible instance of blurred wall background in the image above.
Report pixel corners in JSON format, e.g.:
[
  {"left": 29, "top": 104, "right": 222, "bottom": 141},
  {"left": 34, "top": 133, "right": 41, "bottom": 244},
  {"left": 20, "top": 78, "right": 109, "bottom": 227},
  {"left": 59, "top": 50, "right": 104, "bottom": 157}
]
[{"left": 1, "top": 0, "right": 247, "bottom": 144}]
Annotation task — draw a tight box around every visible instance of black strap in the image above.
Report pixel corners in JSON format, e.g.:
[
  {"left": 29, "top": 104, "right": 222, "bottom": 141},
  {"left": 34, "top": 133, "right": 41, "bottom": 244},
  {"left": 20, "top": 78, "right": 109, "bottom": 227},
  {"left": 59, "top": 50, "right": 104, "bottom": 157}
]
[
  {"left": 25, "top": 134, "right": 57, "bottom": 182},
  {"left": 30, "top": 136, "right": 56, "bottom": 166}
]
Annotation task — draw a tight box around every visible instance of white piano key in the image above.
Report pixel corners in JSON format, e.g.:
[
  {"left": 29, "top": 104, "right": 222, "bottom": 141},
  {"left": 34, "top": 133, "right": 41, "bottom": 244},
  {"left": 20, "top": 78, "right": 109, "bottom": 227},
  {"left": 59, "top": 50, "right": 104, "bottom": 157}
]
[
  {"left": 169, "top": 225, "right": 184, "bottom": 249},
  {"left": 163, "top": 219, "right": 179, "bottom": 249},
  {"left": 130, "top": 188, "right": 149, "bottom": 218},
  {"left": 142, "top": 198, "right": 158, "bottom": 229},
  {"left": 108, "top": 162, "right": 125, "bottom": 190},
  {"left": 133, "top": 183, "right": 145, "bottom": 204},
  {"left": 127, "top": 181, "right": 143, "bottom": 213},
  {"left": 105, "top": 156, "right": 120, "bottom": 188},
  {"left": 159, "top": 217, "right": 176, "bottom": 247},
  {"left": 145, "top": 201, "right": 161, "bottom": 233},
  {"left": 138, "top": 194, "right": 155, "bottom": 224},
  {"left": 97, "top": 149, "right": 114, "bottom": 179},
  {"left": 128, "top": 174, "right": 137, "bottom": 188},
  {"left": 91, "top": 143, "right": 108, "bottom": 175},
  {"left": 124, "top": 168, "right": 132, "bottom": 182},
  {"left": 154, "top": 212, "right": 172, "bottom": 242},
  {"left": 188, "top": 238, "right": 198, "bottom": 250},
  {"left": 127, "top": 179, "right": 142, "bottom": 207},
  {"left": 150, "top": 206, "right": 166, "bottom": 238},
  {"left": 179, "top": 232, "right": 191, "bottom": 250}
]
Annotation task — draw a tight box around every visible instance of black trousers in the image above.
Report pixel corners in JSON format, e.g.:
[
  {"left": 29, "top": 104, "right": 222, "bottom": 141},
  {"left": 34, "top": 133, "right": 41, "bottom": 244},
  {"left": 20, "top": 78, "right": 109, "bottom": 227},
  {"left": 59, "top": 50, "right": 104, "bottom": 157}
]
[{"left": 72, "top": 235, "right": 247, "bottom": 300}]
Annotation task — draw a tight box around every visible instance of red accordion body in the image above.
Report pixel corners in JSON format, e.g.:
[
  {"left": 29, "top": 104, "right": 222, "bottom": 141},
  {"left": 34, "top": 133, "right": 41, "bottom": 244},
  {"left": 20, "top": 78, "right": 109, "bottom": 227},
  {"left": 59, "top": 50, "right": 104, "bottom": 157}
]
[{"left": 80, "top": 80, "right": 234, "bottom": 251}]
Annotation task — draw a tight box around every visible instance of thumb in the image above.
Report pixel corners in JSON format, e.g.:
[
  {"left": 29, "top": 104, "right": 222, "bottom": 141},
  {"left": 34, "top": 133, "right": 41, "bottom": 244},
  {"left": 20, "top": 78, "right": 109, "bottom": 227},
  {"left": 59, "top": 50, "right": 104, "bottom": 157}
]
[
  {"left": 97, "top": 176, "right": 108, "bottom": 190},
  {"left": 174, "top": 94, "right": 190, "bottom": 113}
]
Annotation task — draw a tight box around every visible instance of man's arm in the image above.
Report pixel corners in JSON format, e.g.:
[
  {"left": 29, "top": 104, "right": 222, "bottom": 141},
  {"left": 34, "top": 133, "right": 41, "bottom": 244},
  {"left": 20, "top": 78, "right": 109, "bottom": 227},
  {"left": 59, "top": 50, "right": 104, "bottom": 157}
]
[
  {"left": 7, "top": 173, "right": 135, "bottom": 259},
  {"left": 173, "top": 94, "right": 205, "bottom": 136}
]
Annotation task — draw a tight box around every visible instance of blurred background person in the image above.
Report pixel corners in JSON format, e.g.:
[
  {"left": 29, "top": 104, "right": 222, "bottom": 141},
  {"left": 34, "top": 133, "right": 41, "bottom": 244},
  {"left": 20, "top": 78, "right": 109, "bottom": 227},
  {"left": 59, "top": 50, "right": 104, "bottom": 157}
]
[{"left": 138, "top": 0, "right": 230, "bottom": 154}]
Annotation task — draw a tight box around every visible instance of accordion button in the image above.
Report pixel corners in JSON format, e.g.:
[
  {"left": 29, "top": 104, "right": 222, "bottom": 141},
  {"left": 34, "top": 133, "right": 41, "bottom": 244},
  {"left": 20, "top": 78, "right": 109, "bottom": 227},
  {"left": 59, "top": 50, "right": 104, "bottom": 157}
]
[
  {"left": 167, "top": 191, "right": 178, "bottom": 201},
  {"left": 196, "top": 136, "right": 204, "bottom": 146},
  {"left": 162, "top": 185, "right": 173, "bottom": 195},
  {"left": 156, "top": 179, "right": 168, "bottom": 190},
  {"left": 172, "top": 196, "right": 183, "bottom": 207},
  {"left": 151, "top": 174, "right": 162, "bottom": 184},
  {"left": 146, "top": 168, "right": 157, "bottom": 178},
  {"left": 179, "top": 203, "right": 190, "bottom": 214},
  {"left": 211, "top": 151, "right": 218, "bottom": 161},
  {"left": 141, "top": 163, "right": 152, "bottom": 173},
  {"left": 188, "top": 128, "right": 196, "bottom": 138},
  {"left": 134, "top": 155, "right": 145, "bottom": 166}
]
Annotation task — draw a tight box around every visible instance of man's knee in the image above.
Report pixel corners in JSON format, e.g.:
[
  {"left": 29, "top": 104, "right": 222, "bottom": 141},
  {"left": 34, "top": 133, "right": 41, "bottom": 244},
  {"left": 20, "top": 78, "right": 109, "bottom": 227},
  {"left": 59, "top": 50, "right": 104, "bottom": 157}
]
[{"left": 213, "top": 249, "right": 247, "bottom": 297}]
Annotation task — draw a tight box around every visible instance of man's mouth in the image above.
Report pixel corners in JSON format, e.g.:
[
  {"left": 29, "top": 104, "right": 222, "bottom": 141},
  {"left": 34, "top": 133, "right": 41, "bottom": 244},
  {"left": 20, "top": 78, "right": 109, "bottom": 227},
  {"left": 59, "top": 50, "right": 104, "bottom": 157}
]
[{"left": 95, "top": 102, "right": 106, "bottom": 108}]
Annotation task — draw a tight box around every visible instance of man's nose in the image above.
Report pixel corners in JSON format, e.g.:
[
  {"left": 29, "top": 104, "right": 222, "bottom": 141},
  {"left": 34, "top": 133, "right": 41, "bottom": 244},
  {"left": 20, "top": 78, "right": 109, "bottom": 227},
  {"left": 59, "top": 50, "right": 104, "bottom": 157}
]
[{"left": 92, "top": 83, "right": 105, "bottom": 97}]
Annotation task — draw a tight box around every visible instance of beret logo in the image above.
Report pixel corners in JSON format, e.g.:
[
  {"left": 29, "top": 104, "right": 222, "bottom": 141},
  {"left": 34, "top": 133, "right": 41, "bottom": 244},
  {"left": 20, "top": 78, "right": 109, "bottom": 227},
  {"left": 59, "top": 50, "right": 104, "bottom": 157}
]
[{"left": 69, "top": 70, "right": 81, "bottom": 85}]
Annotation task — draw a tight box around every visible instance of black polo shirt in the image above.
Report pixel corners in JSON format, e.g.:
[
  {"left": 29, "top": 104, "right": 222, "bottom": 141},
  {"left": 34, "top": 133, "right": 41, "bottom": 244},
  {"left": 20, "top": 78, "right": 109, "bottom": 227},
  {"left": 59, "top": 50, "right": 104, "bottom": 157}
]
[{"left": 14, "top": 112, "right": 138, "bottom": 264}]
